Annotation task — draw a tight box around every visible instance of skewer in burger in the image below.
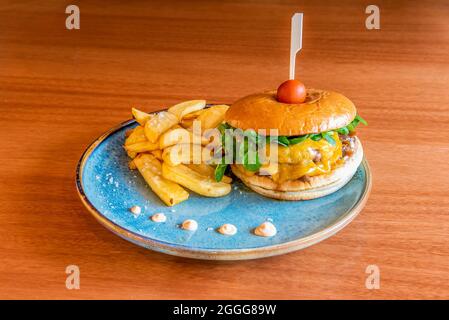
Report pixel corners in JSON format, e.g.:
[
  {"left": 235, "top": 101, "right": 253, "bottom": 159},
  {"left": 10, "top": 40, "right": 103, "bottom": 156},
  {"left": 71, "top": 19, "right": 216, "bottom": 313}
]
[{"left": 215, "top": 80, "right": 367, "bottom": 200}]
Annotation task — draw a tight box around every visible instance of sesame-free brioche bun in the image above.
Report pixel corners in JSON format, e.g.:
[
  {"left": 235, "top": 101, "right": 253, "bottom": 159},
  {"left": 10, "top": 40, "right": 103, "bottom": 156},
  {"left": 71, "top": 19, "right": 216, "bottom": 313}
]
[
  {"left": 231, "top": 137, "right": 363, "bottom": 201},
  {"left": 225, "top": 89, "right": 356, "bottom": 136}
]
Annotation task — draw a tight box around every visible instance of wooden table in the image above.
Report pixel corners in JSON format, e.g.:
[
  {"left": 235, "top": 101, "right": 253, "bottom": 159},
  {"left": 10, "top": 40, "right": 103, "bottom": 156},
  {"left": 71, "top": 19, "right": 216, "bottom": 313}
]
[{"left": 1, "top": 0, "right": 448, "bottom": 299}]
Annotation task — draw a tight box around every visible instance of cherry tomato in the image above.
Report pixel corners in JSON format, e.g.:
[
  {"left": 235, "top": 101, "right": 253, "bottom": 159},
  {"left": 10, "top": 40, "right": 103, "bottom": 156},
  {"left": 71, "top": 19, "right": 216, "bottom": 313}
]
[{"left": 276, "top": 80, "right": 306, "bottom": 104}]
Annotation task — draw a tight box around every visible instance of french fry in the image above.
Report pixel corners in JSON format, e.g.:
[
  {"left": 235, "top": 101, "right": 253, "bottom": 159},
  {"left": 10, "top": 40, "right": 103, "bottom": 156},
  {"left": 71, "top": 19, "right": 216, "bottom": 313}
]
[
  {"left": 180, "top": 117, "right": 194, "bottom": 129},
  {"left": 181, "top": 109, "right": 206, "bottom": 120},
  {"left": 168, "top": 100, "right": 206, "bottom": 120},
  {"left": 132, "top": 108, "right": 152, "bottom": 126},
  {"left": 186, "top": 163, "right": 214, "bottom": 176},
  {"left": 125, "top": 141, "right": 159, "bottom": 153},
  {"left": 126, "top": 100, "right": 232, "bottom": 203},
  {"left": 221, "top": 175, "right": 233, "bottom": 184},
  {"left": 125, "top": 126, "right": 147, "bottom": 146},
  {"left": 127, "top": 150, "right": 138, "bottom": 159},
  {"left": 144, "top": 111, "right": 178, "bottom": 143},
  {"left": 195, "top": 105, "right": 229, "bottom": 130},
  {"left": 162, "top": 144, "right": 193, "bottom": 166},
  {"left": 186, "top": 164, "right": 232, "bottom": 184},
  {"left": 151, "top": 149, "right": 162, "bottom": 160},
  {"left": 128, "top": 160, "right": 137, "bottom": 170},
  {"left": 162, "top": 144, "right": 214, "bottom": 166},
  {"left": 159, "top": 127, "right": 191, "bottom": 149},
  {"left": 162, "top": 163, "right": 231, "bottom": 197},
  {"left": 159, "top": 127, "right": 208, "bottom": 149},
  {"left": 134, "top": 154, "right": 189, "bottom": 206}
]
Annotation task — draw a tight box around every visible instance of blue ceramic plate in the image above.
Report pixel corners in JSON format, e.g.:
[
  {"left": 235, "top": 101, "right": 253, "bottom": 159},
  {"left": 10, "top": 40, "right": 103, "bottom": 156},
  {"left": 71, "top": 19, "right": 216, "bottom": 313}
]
[{"left": 76, "top": 119, "right": 371, "bottom": 260}]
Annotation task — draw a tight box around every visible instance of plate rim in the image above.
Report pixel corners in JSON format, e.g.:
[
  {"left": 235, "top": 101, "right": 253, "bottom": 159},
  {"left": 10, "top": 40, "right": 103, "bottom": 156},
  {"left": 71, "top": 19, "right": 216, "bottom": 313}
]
[{"left": 76, "top": 118, "right": 372, "bottom": 260}]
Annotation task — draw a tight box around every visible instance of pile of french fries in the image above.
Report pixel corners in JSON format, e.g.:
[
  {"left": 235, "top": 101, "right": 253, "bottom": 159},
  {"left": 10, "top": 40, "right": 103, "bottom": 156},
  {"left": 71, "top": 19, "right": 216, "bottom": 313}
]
[{"left": 124, "top": 100, "right": 232, "bottom": 206}]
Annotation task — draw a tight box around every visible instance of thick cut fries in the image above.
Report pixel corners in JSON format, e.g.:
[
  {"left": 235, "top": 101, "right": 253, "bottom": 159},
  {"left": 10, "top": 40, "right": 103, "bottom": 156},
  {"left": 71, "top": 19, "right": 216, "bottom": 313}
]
[
  {"left": 181, "top": 109, "right": 206, "bottom": 120},
  {"left": 127, "top": 150, "right": 138, "bottom": 159},
  {"left": 134, "top": 154, "right": 189, "bottom": 206},
  {"left": 186, "top": 164, "right": 232, "bottom": 184},
  {"left": 144, "top": 111, "right": 178, "bottom": 143},
  {"left": 159, "top": 127, "right": 191, "bottom": 149},
  {"left": 162, "top": 144, "right": 213, "bottom": 166},
  {"left": 180, "top": 118, "right": 194, "bottom": 129},
  {"left": 168, "top": 100, "right": 206, "bottom": 120},
  {"left": 195, "top": 105, "right": 229, "bottom": 130},
  {"left": 125, "top": 141, "right": 159, "bottom": 153},
  {"left": 128, "top": 160, "right": 137, "bottom": 170},
  {"left": 125, "top": 101, "right": 232, "bottom": 206},
  {"left": 162, "top": 163, "right": 231, "bottom": 197},
  {"left": 125, "top": 126, "right": 147, "bottom": 146},
  {"left": 132, "top": 108, "right": 152, "bottom": 126},
  {"left": 159, "top": 127, "right": 208, "bottom": 149},
  {"left": 150, "top": 149, "right": 162, "bottom": 160}
]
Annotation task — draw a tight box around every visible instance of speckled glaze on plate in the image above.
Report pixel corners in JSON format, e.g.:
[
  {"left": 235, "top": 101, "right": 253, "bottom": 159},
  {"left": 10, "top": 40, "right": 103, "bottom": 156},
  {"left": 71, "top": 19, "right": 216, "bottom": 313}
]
[{"left": 76, "top": 119, "right": 371, "bottom": 260}]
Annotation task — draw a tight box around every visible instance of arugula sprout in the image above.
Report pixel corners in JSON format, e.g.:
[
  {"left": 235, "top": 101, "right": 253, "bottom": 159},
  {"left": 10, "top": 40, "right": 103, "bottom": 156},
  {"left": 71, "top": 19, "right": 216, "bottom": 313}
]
[
  {"left": 322, "top": 131, "right": 336, "bottom": 145},
  {"left": 242, "top": 132, "right": 261, "bottom": 171},
  {"left": 275, "top": 136, "right": 290, "bottom": 147},
  {"left": 288, "top": 135, "right": 309, "bottom": 145},
  {"left": 243, "top": 151, "right": 261, "bottom": 171},
  {"left": 346, "top": 115, "right": 368, "bottom": 132},
  {"left": 336, "top": 127, "right": 349, "bottom": 135},
  {"left": 214, "top": 163, "right": 228, "bottom": 182},
  {"left": 355, "top": 115, "right": 368, "bottom": 125}
]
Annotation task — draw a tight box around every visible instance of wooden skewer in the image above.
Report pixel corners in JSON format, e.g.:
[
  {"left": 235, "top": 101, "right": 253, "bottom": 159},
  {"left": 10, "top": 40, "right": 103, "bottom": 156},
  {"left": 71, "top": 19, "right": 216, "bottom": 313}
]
[{"left": 289, "top": 13, "right": 303, "bottom": 80}]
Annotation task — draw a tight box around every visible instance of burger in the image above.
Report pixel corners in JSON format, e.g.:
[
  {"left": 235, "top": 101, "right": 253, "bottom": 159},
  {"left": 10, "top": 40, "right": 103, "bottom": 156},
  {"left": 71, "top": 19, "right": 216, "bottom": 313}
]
[{"left": 215, "top": 80, "right": 366, "bottom": 200}]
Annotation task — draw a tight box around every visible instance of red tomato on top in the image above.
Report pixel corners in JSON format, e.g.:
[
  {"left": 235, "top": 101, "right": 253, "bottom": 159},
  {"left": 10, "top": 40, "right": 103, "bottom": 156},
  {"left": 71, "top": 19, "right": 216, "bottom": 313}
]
[{"left": 276, "top": 80, "right": 306, "bottom": 104}]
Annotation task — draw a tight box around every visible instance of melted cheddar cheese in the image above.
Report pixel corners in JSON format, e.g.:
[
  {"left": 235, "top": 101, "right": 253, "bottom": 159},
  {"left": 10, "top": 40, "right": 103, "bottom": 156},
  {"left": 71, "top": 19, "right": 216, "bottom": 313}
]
[{"left": 241, "top": 132, "right": 342, "bottom": 183}]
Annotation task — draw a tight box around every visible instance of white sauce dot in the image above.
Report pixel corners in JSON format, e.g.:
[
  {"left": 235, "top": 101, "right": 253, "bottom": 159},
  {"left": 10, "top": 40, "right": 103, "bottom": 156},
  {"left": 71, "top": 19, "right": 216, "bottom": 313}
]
[
  {"left": 130, "top": 205, "right": 141, "bottom": 215},
  {"left": 151, "top": 213, "right": 166, "bottom": 223},
  {"left": 254, "top": 222, "right": 277, "bottom": 237},
  {"left": 181, "top": 219, "right": 198, "bottom": 231},
  {"left": 217, "top": 224, "right": 237, "bottom": 236}
]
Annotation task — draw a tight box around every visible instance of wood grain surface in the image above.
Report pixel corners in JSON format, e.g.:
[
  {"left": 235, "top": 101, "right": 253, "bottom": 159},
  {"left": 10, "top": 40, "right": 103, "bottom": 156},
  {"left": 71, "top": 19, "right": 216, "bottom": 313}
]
[{"left": 1, "top": 0, "right": 448, "bottom": 299}]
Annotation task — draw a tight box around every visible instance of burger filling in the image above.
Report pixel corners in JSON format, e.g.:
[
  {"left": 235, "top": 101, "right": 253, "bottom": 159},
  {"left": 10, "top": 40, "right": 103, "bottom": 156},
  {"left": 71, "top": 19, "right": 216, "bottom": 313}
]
[
  {"left": 235, "top": 132, "right": 338, "bottom": 183},
  {"left": 243, "top": 132, "right": 359, "bottom": 183},
  {"left": 214, "top": 115, "right": 366, "bottom": 183}
]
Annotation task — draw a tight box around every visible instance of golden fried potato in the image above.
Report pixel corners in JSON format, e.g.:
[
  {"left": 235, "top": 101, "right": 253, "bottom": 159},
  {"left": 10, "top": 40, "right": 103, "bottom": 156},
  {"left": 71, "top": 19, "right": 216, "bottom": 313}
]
[
  {"left": 132, "top": 108, "right": 153, "bottom": 126},
  {"left": 195, "top": 105, "right": 229, "bottom": 130},
  {"left": 181, "top": 109, "right": 206, "bottom": 120},
  {"left": 125, "top": 126, "right": 147, "bottom": 146},
  {"left": 162, "top": 144, "right": 214, "bottom": 166},
  {"left": 144, "top": 111, "right": 178, "bottom": 143},
  {"left": 159, "top": 127, "right": 191, "bottom": 149},
  {"left": 186, "top": 164, "right": 232, "bottom": 184},
  {"left": 180, "top": 118, "right": 194, "bottom": 129},
  {"left": 168, "top": 100, "right": 206, "bottom": 120},
  {"left": 128, "top": 160, "right": 137, "bottom": 170},
  {"left": 162, "top": 163, "right": 231, "bottom": 197},
  {"left": 134, "top": 154, "right": 189, "bottom": 206},
  {"left": 127, "top": 150, "right": 138, "bottom": 159},
  {"left": 159, "top": 127, "right": 209, "bottom": 149},
  {"left": 162, "top": 144, "right": 192, "bottom": 166},
  {"left": 150, "top": 149, "right": 162, "bottom": 161},
  {"left": 124, "top": 141, "right": 159, "bottom": 153}
]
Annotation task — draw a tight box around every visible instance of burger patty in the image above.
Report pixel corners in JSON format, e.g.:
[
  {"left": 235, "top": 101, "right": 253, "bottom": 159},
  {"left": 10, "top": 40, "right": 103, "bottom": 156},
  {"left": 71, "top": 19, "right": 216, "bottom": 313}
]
[{"left": 339, "top": 133, "right": 357, "bottom": 158}]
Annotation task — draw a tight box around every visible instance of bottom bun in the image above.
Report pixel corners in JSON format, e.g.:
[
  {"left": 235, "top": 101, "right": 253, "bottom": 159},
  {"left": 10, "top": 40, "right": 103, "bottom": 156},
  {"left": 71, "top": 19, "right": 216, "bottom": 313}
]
[{"left": 231, "top": 137, "right": 363, "bottom": 201}]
